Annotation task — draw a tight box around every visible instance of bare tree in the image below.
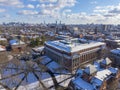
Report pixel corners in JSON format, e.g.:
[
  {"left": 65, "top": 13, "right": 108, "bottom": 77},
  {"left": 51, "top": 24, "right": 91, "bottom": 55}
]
[{"left": 0, "top": 54, "right": 74, "bottom": 90}]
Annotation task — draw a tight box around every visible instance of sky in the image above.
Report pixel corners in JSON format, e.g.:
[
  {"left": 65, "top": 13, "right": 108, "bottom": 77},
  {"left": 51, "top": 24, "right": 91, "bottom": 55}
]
[{"left": 0, "top": 0, "right": 120, "bottom": 24}]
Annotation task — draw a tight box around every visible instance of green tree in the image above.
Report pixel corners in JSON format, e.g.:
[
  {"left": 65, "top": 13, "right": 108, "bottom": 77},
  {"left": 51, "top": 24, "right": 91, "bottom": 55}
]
[
  {"left": 30, "top": 38, "right": 36, "bottom": 47},
  {"left": 35, "top": 37, "right": 40, "bottom": 46},
  {"left": 40, "top": 35, "right": 46, "bottom": 45},
  {"left": 30, "top": 37, "right": 41, "bottom": 47}
]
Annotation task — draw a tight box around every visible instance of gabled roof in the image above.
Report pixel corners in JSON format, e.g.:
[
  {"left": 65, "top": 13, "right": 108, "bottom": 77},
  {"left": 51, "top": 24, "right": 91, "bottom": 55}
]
[
  {"left": 101, "top": 57, "right": 112, "bottom": 65},
  {"left": 84, "top": 64, "right": 97, "bottom": 75}
]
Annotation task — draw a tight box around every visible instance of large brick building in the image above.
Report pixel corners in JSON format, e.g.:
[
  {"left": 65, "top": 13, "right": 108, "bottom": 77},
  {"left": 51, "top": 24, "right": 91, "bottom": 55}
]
[{"left": 45, "top": 38, "right": 106, "bottom": 72}]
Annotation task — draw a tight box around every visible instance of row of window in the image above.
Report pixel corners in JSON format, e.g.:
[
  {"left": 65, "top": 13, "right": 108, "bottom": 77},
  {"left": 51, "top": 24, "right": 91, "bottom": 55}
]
[
  {"left": 45, "top": 49, "right": 61, "bottom": 64},
  {"left": 72, "top": 52, "right": 97, "bottom": 70},
  {"left": 111, "top": 53, "right": 120, "bottom": 57}
]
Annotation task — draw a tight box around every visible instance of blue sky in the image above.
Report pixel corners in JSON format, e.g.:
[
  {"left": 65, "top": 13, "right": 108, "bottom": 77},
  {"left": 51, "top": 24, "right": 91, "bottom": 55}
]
[{"left": 0, "top": 0, "right": 120, "bottom": 24}]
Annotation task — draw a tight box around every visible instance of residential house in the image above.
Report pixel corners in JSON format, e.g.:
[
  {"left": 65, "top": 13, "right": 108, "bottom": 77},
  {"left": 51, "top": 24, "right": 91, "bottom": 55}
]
[
  {"left": 68, "top": 58, "right": 120, "bottom": 90},
  {"left": 9, "top": 39, "right": 26, "bottom": 52}
]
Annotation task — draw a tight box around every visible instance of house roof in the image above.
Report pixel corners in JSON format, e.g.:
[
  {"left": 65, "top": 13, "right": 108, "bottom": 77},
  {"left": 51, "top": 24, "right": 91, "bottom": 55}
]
[
  {"left": 111, "top": 48, "right": 120, "bottom": 55},
  {"left": 101, "top": 57, "right": 112, "bottom": 65},
  {"left": 84, "top": 64, "right": 97, "bottom": 75},
  {"left": 72, "top": 77, "right": 94, "bottom": 90},
  {"left": 2, "top": 56, "right": 70, "bottom": 89},
  {"left": 9, "top": 39, "right": 25, "bottom": 45},
  {"left": 95, "top": 69, "right": 112, "bottom": 81}
]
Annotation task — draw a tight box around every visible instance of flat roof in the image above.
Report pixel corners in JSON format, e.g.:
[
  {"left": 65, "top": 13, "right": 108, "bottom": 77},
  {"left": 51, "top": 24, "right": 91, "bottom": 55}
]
[{"left": 45, "top": 38, "right": 105, "bottom": 53}]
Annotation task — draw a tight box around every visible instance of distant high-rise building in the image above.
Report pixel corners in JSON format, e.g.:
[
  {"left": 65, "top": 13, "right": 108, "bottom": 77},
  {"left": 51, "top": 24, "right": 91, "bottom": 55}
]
[
  {"left": 60, "top": 21, "right": 61, "bottom": 24},
  {"left": 94, "top": 27, "right": 97, "bottom": 34},
  {"left": 56, "top": 21, "right": 57, "bottom": 25}
]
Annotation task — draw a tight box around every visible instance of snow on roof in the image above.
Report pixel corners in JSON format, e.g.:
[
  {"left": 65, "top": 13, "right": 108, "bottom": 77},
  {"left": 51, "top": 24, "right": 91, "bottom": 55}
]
[
  {"left": 84, "top": 64, "right": 97, "bottom": 75},
  {"left": 45, "top": 38, "right": 105, "bottom": 53},
  {"left": 95, "top": 69, "right": 112, "bottom": 81},
  {"left": 32, "top": 46, "right": 44, "bottom": 52},
  {"left": 111, "top": 48, "right": 120, "bottom": 55},
  {"left": 101, "top": 57, "right": 112, "bottom": 65},
  {"left": 0, "top": 45, "right": 6, "bottom": 52},
  {"left": 72, "top": 77, "right": 94, "bottom": 90},
  {"left": 106, "top": 39, "right": 120, "bottom": 42},
  {"left": 92, "top": 67, "right": 118, "bottom": 87},
  {"left": 17, "top": 81, "right": 40, "bottom": 90},
  {"left": 9, "top": 39, "right": 25, "bottom": 45},
  {"left": 1, "top": 56, "right": 70, "bottom": 90},
  {"left": 41, "top": 56, "right": 69, "bottom": 74},
  {"left": 0, "top": 38, "right": 7, "bottom": 41},
  {"left": 108, "top": 67, "right": 118, "bottom": 74},
  {"left": 40, "top": 56, "right": 52, "bottom": 65}
]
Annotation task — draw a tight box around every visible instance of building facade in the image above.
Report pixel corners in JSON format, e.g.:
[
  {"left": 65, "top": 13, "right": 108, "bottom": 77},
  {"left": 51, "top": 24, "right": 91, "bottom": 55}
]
[
  {"left": 110, "top": 48, "right": 120, "bottom": 67},
  {"left": 105, "top": 39, "right": 120, "bottom": 49},
  {"left": 45, "top": 38, "right": 106, "bottom": 72}
]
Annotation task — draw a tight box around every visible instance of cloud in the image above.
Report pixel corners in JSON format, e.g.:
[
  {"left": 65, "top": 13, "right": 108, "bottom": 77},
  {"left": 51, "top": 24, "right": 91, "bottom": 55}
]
[
  {"left": 0, "top": 0, "right": 24, "bottom": 8},
  {"left": 37, "top": 0, "right": 77, "bottom": 18},
  {"left": 62, "top": 9, "right": 72, "bottom": 17},
  {"left": 103, "top": 14, "right": 115, "bottom": 17},
  {"left": 93, "top": 4, "right": 120, "bottom": 17},
  {"left": 93, "top": 9, "right": 108, "bottom": 13},
  {"left": 29, "top": 0, "right": 37, "bottom": 1},
  {"left": 109, "top": 8, "right": 120, "bottom": 14},
  {"left": 40, "top": 0, "right": 57, "bottom": 3},
  {"left": 0, "top": 8, "right": 6, "bottom": 12},
  {"left": 36, "top": 4, "right": 40, "bottom": 8},
  {"left": 41, "top": 8, "right": 60, "bottom": 18},
  {"left": 90, "top": 1, "right": 97, "bottom": 4},
  {"left": 3, "top": 14, "right": 10, "bottom": 18},
  {"left": 64, "top": 9, "right": 72, "bottom": 13},
  {"left": 27, "top": 4, "right": 35, "bottom": 9},
  {"left": 17, "top": 10, "right": 38, "bottom": 15}
]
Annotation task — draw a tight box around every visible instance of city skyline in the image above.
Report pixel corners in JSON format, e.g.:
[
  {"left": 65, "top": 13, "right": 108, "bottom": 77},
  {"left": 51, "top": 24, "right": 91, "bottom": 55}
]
[{"left": 0, "top": 0, "right": 120, "bottom": 24}]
